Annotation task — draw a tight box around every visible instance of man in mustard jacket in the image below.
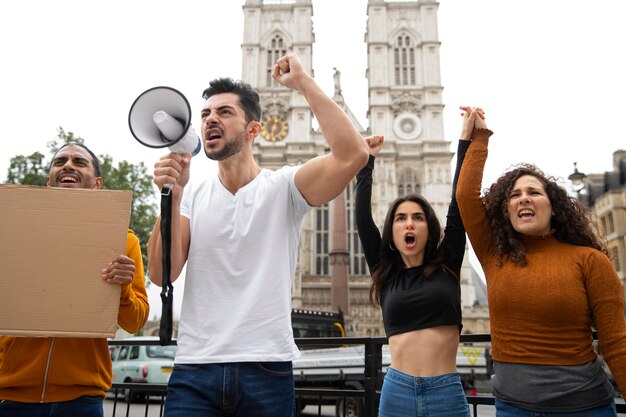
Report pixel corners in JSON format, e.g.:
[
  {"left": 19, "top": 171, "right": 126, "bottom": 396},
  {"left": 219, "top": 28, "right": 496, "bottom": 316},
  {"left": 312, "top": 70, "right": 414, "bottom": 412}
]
[{"left": 0, "top": 143, "right": 149, "bottom": 417}]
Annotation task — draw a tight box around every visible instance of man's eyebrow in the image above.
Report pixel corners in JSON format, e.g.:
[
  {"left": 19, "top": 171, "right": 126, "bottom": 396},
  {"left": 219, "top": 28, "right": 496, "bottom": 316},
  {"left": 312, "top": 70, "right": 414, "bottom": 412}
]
[
  {"left": 52, "top": 155, "right": 90, "bottom": 164},
  {"left": 201, "top": 104, "right": 237, "bottom": 113}
]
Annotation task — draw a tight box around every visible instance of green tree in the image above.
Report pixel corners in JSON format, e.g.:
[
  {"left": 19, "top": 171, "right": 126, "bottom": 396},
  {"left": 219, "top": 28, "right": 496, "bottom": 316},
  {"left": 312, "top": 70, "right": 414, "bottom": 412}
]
[
  {"left": 100, "top": 156, "right": 157, "bottom": 268},
  {"left": 6, "top": 151, "right": 48, "bottom": 186},
  {"left": 6, "top": 127, "right": 85, "bottom": 186},
  {"left": 5, "top": 127, "right": 157, "bottom": 269}
]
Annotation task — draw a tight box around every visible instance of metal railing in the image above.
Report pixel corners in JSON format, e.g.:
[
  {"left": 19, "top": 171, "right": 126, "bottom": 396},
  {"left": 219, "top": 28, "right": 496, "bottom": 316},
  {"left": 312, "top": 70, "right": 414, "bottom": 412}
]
[
  {"left": 292, "top": 334, "right": 495, "bottom": 417},
  {"left": 107, "top": 334, "right": 625, "bottom": 417}
]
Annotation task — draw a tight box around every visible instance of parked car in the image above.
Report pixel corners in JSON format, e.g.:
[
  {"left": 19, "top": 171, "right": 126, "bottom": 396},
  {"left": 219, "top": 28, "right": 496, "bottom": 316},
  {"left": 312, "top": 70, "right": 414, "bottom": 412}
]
[{"left": 110, "top": 337, "right": 176, "bottom": 402}]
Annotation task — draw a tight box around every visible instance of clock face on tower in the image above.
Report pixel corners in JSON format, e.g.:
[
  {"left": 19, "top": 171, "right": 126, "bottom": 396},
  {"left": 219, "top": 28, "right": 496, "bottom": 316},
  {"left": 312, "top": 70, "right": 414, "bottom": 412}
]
[
  {"left": 393, "top": 112, "right": 422, "bottom": 141},
  {"left": 260, "top": 113, "right": 289, "bottom": 142}
]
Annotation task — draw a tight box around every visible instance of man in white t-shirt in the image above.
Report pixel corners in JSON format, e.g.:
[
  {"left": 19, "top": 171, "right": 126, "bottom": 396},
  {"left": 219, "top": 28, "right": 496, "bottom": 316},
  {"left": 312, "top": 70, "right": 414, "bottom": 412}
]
[{"left": 147, "top": 53, "right": 369, "bottom": 417}]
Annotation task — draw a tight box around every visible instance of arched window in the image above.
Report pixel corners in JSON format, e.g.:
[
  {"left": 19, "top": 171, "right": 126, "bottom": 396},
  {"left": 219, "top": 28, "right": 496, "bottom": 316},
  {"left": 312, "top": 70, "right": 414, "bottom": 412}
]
[
  {"left": 314, "top": 204, "right": 329, "bottom": 275},
  {"left": 266, "top": 35, "right": 287, "bottom": 87},
  {"left": 394, "top": 34, "right": 416, "bottom": 86},
  {"left": 313, "top": 182, "right": 367, "bottom": 276},
  {"left": 398, "top": 167, "right": 420, "bottom": 196},
  {"left": 345, "top": 180, "right": 367, "bottom": 275}
]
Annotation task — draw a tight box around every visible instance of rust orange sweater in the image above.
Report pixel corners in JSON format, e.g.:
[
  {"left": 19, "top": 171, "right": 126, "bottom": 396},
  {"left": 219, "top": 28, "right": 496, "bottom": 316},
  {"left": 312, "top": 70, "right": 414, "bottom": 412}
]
[
  {"left": 0, "top": 230, "right": 149, "bottom": 403},
  {"left": 456, "top": 130, "right": 626, "bottom": 395}
]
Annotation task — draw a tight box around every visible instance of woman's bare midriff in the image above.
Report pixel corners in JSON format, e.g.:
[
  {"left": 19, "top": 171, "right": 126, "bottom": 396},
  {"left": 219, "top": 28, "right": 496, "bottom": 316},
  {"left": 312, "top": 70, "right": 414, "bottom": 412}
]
[{"left": 388, "top": 325, "right": 460, "bottom": 376}]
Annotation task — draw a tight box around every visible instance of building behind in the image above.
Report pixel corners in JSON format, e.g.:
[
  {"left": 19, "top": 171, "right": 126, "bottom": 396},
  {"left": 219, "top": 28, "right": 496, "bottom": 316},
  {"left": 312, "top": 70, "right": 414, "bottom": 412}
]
[
  {"left": 239, "top": 0, "right": 488, "bottom": 337},
  {"left": 580, "top": 150, "right": 626, "bottom": 310}
]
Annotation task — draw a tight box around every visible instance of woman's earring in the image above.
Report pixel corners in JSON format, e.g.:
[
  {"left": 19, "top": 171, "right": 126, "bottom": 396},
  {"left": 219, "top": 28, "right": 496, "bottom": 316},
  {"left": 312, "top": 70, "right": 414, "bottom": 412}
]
[{"left": 389, "top": 243, "right": 396, "bottom": 251}]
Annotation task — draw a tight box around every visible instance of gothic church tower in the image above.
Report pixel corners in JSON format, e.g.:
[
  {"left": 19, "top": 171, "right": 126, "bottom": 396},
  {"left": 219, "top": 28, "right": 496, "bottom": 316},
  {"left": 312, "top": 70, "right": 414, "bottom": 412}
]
[{"left": 364, "top": 1, "right": 478, "bottom": 330}]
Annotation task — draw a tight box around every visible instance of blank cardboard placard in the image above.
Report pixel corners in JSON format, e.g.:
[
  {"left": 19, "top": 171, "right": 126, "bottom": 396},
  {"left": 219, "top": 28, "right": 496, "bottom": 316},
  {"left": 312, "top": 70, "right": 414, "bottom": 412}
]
[{"left": 0, "top": 184, "right": 132, "bottom": 338}]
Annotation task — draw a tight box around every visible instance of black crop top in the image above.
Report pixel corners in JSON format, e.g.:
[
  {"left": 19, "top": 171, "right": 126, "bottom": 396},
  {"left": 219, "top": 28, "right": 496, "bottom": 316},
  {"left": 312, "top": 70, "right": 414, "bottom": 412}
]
[{"left": 354, "top": 140, "right": 470, "bottom": 337}]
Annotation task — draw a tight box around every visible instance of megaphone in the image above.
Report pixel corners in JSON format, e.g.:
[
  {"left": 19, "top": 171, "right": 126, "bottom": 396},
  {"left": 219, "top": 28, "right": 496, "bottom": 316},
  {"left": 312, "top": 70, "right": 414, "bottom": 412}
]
[
  {"left": 128, "top": 86, "right": 202, "bottom": 156},
  {"left": 129, "top": 87, "right": 202, "bottom": 346}
]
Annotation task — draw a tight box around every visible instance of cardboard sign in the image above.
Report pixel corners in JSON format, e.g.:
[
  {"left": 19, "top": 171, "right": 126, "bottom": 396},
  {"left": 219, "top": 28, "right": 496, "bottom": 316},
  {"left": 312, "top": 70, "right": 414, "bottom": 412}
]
[{"left": 0, "top": 184, "right": 132, "bottom": 338}]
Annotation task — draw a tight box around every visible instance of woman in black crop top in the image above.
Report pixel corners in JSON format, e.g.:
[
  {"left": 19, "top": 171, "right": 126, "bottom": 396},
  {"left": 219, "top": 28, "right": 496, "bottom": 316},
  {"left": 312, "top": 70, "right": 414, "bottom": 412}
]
[{"left": 355, "top": 107, "right": 481, "bottom": 417}]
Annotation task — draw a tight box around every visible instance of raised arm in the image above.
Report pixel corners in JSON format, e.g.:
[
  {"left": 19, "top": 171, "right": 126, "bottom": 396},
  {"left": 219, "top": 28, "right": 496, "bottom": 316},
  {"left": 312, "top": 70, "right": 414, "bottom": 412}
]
[
  {"left": 451, "top": 106, "right": 478, "bottom": 199},
  {"left": 355, "top": 135, "right": 384, "bottom": 272},
  {"left": 272, "top": 54, "right": 369, "bottom": 206},
  {"left": 455, "top": 107, "right": 494, "bottom": 262},
  {"left": 440, "top": 109, "right": 475, "bottom": 269},
  {"left": 147, "top": 152, "right": 192, "bottom": 286}
]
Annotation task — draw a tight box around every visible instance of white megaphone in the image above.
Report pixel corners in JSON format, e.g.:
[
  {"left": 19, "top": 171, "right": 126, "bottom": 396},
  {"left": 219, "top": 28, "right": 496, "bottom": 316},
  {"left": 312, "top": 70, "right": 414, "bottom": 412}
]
[{"left": 128, "top": 86, "right": 202, "bottom": 156}]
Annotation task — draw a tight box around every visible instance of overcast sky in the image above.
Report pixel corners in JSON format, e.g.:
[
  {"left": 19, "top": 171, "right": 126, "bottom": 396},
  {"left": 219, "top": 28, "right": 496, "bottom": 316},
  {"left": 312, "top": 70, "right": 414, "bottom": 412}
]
[{"left": 2, "top": 0, "right": 624, "bottom": 319}]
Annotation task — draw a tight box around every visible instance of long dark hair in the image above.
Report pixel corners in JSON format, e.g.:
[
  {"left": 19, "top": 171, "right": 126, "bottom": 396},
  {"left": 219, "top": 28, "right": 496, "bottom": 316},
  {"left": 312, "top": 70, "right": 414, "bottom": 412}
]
[
  {"left": 369, "top": 193, "right": 447, "bottom": 307},
  {"left": 483, "top": 163, "right": 607, "bottom": 266}
]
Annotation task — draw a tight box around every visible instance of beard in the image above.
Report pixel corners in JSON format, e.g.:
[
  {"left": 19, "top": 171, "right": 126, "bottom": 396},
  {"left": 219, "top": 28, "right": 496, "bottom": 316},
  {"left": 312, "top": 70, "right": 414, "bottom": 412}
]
[{"left": 204, "top": 130, "right": 246, "bottom": 161}]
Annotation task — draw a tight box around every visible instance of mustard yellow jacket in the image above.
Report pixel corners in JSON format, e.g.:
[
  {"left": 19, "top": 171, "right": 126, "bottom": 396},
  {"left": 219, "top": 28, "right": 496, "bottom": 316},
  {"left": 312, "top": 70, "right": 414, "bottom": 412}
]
[{"left": 0, "top": 230, "right": 149, "bottom": 402}]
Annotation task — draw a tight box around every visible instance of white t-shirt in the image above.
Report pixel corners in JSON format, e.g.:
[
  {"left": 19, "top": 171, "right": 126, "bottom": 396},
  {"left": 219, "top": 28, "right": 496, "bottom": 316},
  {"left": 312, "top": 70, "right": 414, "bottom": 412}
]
[{"left": 176, "top": 165, "right": 312, "bottom": 363}]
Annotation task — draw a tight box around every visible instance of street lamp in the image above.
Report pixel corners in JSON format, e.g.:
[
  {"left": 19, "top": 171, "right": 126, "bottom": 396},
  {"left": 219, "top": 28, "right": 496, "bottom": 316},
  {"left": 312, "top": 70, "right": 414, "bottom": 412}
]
[{"left": 568, "top": 162, "right": 587, "bottom": 198}]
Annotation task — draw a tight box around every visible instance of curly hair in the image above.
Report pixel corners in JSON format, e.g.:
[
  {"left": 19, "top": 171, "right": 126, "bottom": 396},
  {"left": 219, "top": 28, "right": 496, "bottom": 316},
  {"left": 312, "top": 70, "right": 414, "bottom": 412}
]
[
  {"left": 369, "top": 193, "right": 453, "bottom": 308},
  {"left": 482, "top": 163, "right": 607, "bottom": 266}
]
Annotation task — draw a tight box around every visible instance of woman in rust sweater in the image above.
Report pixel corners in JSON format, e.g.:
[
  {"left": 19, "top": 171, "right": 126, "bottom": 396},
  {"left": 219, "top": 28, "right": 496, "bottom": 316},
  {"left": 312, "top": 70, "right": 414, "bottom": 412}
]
[{"left": 456, "top": 109, "right": 626, "bottom": 416}]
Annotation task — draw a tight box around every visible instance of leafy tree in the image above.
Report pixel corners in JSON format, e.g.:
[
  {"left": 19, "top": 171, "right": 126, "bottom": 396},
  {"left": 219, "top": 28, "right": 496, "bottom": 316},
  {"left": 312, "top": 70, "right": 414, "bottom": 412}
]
[
  {"left": 100, "top": 156, "right": 157, "bottom": 269},
  {"left": 6, "top": 152, "right": 48, "bottom": 186},
  {"left": 5, "top": 127, "right": 157, "bottom": 270},
  {"left": 6, "top": 127, "right": 85, "bottom": 186}
]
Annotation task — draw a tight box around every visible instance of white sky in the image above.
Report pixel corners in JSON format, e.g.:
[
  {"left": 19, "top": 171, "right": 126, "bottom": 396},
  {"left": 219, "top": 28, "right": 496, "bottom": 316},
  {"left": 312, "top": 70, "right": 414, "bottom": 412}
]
[{"left": 2, "top": 0, "right": 625, "bottom": 320}]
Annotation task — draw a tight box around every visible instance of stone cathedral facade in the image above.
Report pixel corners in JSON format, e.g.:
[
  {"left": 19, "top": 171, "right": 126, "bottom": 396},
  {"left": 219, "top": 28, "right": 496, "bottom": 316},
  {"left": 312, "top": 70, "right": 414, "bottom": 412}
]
[{"left": 240, "top": 0, "right": 488, "bottom": 336}]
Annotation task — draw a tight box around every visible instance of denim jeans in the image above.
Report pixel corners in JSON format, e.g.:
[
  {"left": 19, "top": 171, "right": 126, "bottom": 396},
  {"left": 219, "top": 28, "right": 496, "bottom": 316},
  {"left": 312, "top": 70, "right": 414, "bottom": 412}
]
[
  {"left": 0, "top": 396, "right": 103, "bottom": 417},
  {"left": 495, "top": 397, "right": 617, "bottom": 417},
  {"left": 164, "top": 361, "right": 295, "bottom": 417},
  {"left": 378, "top": 368, "right": 471, "bottom": 417}
]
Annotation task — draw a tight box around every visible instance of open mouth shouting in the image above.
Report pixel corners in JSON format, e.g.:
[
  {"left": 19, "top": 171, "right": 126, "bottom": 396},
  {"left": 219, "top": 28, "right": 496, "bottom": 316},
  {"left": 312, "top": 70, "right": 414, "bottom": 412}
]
[
  {"left": 55, "top": 172, "right": 81, "bottom": 188},
  {"left": 518, "top": 209, "right": 535, "bottom": 220},
  {"left": 404, "top": 233, "right": 417, "bottom": 249},
  {"left": 205, "top": 127, "right": 223, "bottom": 143}
]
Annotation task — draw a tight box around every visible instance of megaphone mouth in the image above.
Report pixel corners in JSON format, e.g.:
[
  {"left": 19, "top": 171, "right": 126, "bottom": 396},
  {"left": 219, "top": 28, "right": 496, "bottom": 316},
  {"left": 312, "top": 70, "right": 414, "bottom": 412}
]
[
  {"left": 128, "top": 86, "right": 192, "bottom": 149},
  {"left": 155, "top": 115, "right": 188, "bottom": 143}
]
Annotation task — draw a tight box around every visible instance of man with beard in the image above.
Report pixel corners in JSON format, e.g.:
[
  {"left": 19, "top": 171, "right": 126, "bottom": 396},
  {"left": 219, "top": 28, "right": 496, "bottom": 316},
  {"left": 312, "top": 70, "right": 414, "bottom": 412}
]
[
  {"left": 147, "top": 54, "right": 369, "bottom": 416},
  {"left": 0, "top": 143, "right": 149, "bottom": 417}
]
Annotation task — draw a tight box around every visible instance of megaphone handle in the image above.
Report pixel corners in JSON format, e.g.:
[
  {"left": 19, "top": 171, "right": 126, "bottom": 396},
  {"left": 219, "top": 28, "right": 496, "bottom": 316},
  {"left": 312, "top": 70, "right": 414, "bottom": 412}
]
[
  {"left": 159, "top": 191, "right": 174, "bottom": 345},
  {"left": 161, "top": 183, "right": 173, "bottom": 196}
]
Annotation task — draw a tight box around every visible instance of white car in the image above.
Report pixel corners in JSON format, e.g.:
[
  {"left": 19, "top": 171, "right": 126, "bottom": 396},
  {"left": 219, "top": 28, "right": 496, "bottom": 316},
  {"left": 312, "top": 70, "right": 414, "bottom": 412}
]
[{"left": 110, "top": 337, "right": 176, "bottom": 402}]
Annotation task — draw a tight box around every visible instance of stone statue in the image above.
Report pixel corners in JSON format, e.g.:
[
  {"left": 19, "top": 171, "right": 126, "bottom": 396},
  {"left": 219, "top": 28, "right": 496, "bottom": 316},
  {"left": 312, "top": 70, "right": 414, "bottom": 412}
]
[{"left": 333, "top": 67, "right": 342, "bottom": 96}]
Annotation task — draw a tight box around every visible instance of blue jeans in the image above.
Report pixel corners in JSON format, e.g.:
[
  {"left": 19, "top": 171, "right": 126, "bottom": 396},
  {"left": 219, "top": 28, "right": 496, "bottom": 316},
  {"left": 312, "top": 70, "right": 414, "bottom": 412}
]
[
  {"left": 378, "top": 368, "right": 470, "bottom": 417},
  {"left": 495, "top": 397, "right": 617, "bottom": 417},
  {"left": 0, "top": 396, "right": 103, "bottom": 417},
  {"left": 164, "top": 361, "right": 295, "bottom": 417}
]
